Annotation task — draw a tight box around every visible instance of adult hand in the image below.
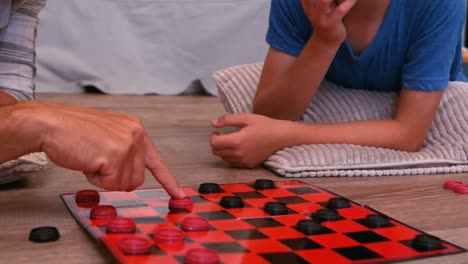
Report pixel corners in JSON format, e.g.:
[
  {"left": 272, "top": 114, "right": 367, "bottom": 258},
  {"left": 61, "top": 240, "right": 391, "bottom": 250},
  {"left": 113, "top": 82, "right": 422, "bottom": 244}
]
[
  {"left": 9, "top": 101, "right": 185, "bottom": 198},
  {"left": 301, "top": 0, "right": 357, "bottom": 45},
  {"left": 210, "top": 114, "right": 292, "bottom": 168}
]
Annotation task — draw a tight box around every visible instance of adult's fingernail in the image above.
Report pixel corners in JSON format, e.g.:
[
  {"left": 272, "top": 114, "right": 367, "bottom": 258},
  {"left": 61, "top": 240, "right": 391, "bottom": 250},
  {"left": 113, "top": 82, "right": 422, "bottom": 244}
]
[
  {"left": 178, "top": 188, "right": 186, "bottom": 198},
  {"left": 211, "top": 119, "right": 219, "bottom": 126}
]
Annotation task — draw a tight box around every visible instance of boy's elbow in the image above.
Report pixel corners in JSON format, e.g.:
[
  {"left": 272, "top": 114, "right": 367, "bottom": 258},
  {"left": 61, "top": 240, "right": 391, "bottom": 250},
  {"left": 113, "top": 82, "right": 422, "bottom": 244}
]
[{"left": 394, "top": 134, "right": 425, "bottom": 153}]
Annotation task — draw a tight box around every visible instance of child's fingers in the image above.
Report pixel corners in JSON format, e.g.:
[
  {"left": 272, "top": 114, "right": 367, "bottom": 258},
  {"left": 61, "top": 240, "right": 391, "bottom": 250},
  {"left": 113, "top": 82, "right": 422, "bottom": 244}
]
[
  {"left": 311, "top": 0, "right": 333, "bottom": 17},
  {"left": 330, "top": 0, "right": 357, "bottom": 21},
  {"left": 212, "top": 114, "right": 252, "bottom": 128},
  {"left": 210, "top": 130, "right": 242, "bottom": 149},
  {"left": 212, "top": 148, "right": 236, "bottom": 159}
]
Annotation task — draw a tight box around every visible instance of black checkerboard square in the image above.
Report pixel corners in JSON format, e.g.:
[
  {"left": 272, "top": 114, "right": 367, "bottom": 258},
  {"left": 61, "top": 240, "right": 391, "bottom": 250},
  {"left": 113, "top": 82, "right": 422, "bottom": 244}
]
[
  {"left": 135, "top": 190, "right": 168, "bottom": 199},
  {"left": 354, "top": 218, "right": 395, "bottom": 229},
  {"left": 345, "top": 231, "right": 390, "bottom": 244},
  {"left": 97, "top": 226, "right": 142, "bottom": 234},
  {"left": 293, "top": 225, "right": 335, "bottom": 236},
  {"left": 189, "top": 195, "right": 210, "bottom": 203},
  {"left": 279, "top": 238, "right": 323, "bottom": 250},
  {"left": 233, "top": 191, "right": 267, "bottom": 199},
  {"left": 197, "top": 211, "right": 236, "bottom": 221},
  {"left": 334, "top": 246, "right": 383, "bottom": 261},
  {"left": 260, "top": 252, "right": 308, "bottom": 264},
  {"left": 225, "top": 229, "right": 269, "bottom": 240},
  {"left": 286, "top": 187, "right": 319, "bottom": 195},
  {"left": 133, "top": 216, "right": 166, "bottom": 224},
  {"left": 112, "top": 200, "right": 148, "bottom": 208},
  {"left": 243, "top": 218, "right": 284, "bottom": 228},
  {"left": 274, "top": 196, "right": 310, "bottom": 205},
  {"left": 202, "top": 242, "right": 248, "bottom": 253}
]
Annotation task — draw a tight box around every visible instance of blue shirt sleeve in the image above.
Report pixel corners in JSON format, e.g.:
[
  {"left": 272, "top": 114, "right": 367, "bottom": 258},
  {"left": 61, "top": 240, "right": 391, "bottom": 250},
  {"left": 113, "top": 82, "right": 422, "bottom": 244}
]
[
  {"left": 402, "top": 0, "right": 466, "bottom": 91},
  {"left": 266, "top": 0, "right": 312, "bottom": 57}
]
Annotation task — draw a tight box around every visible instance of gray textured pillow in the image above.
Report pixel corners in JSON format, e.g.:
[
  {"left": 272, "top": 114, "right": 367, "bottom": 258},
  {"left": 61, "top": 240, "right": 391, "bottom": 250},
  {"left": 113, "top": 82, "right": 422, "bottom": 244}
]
[
  {"left": 213, "top": 63, "right": 468, "bottom": 177},
  {"left": 0, "top": 152, "right": 48, "bottom": 184}
]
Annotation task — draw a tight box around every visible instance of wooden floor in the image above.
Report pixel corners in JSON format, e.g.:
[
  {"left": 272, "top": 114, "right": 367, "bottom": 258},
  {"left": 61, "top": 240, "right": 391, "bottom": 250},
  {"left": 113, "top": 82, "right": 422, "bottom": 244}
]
[{"left": 1, "top": 93, "right": 468, "bottom": 264}]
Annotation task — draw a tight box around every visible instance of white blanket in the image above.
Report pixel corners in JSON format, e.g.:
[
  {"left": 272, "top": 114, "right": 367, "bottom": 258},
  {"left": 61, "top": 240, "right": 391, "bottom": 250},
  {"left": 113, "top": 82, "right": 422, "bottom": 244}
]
[{"left": 35, "top": 0, "right": 270, "bottom": 95}]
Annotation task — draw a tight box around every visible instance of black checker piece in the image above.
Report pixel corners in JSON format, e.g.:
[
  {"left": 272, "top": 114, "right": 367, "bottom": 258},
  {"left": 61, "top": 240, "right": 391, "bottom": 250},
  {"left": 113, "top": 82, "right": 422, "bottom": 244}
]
[
  {"left": 400, "top": 234, "right": 445, "bottom": 252},
  {"left": 219, "top": 196, "right": 244, "bottom": 209},
  {"left": 326, "top": 197, "right": 351, "bottom": 209},
  {"left": 296, "top": 219, "right": 335, "bottom": 236},
  {"left": 264, "top": 202, "right": 289, "bottom": 215},
  {"left": 198, "top": 183, "right": 224, "bottom": 194},
  {"left": 253, "top": 179, "right": 276, "bottom": 190},
  {"left": 355, "top": 214, "right": 394, "bottom": 229},
  {"left": 311, "top": 208, "right": 342, "bottom": 222}
]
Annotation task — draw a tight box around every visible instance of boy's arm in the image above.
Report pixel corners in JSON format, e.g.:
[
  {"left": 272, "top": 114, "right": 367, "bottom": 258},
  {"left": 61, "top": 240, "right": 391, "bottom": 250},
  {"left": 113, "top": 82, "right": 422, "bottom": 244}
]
[
  {"left": 253, "top": 0, "right": 357, "bottom": 121},
  {"left": 283, "top": 88, "right": 443, "bottom": 152},
  {"left": 253, "top": 42, "right": 337, "bottom": 121},
  {"left": 211, "top": 88, "right": 443, "bottom": 168}
]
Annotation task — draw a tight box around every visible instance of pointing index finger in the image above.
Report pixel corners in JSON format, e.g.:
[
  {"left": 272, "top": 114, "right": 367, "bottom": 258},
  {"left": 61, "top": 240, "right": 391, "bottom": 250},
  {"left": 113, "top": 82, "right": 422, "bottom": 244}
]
[{"left": 144, "top": 135, "right": 185, "bottom": 199}]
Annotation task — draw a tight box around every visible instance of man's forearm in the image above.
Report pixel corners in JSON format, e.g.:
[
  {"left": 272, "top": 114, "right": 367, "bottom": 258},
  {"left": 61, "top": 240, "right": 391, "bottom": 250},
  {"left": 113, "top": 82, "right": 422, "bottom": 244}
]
[
  {"left": 253, "top": 36, "right": 340, "bottom": 121},
  {"left": 0, "top": 102, "right": 43, "bottom": 163},
  {"left": 279, "top": 119, "right": 424, "bottom": 152}
]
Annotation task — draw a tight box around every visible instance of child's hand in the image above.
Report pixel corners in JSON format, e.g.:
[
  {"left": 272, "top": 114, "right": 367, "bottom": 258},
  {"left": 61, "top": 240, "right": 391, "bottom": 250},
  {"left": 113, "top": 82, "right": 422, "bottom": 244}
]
[
  {"left": 210, "top": 114, "right": 291, "bottom": 168},
  {"left": 301, "top": 0, "right": 357, "bottom": 45}
]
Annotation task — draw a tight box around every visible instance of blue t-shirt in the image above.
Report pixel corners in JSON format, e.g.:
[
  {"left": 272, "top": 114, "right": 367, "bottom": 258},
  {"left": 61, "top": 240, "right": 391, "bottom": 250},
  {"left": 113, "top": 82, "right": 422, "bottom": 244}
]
[{"left": 266, "top": 0, "right": 467, "bottom": 92}]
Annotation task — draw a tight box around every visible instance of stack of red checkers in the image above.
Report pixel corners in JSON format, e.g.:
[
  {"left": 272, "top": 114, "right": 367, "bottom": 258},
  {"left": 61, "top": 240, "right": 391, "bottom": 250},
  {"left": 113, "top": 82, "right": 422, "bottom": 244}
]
[
  {"left": 117, "top": 237, "right": 151, "bottom": 255},
  {"left": 443, "top": 180, "right": 468, "bottom": 195},
  {"left": 90, "top": 205, "right": 117, "bottom": 219},
  {"left": 106, "top": 218, "right": 136, "bottom": 233},
  {"left": 154, "top": 228, "right": 185, "bottom": 244},
  {"left": 75, "top": 190, "right": 100, "bottom": 203},
  {"left": 184, "top": 248, "right": 220, "bottom": 264},
  {"left": 168, "top": 197, "right": 193, "bottom": 210},
  {"left": 181, "top": 216, "right": 209, "bottom": 232}
]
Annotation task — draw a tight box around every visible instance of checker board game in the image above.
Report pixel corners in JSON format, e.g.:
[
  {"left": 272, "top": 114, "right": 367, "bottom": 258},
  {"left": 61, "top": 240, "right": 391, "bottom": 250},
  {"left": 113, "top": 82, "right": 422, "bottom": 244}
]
[{"left": 61, "top": 180, "right": 466, "bottom": 264}]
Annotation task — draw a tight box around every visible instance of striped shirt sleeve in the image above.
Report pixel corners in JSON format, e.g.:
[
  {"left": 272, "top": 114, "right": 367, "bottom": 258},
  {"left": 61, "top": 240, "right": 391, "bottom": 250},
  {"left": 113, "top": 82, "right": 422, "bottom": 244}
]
[{"left": 0, "top": 0, "right": 45, "bottom": 101}]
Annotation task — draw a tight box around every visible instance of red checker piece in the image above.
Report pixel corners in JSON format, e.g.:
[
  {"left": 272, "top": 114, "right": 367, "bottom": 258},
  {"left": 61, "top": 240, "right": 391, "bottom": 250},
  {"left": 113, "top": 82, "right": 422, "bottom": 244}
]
[
  {"left": 90, "top": 205, "right": 117, "bottom": 219},
  {"left": 106, "top": 217, "right": 136, "bottom": 233},
  {"left": 181, "top": 216, "right": 209, "bottom": 232},
  {"left": 75, "top": 190, "right": 100, "bottom": 203},
  {"left": 154, "top": 228, "right": 185, "bottom": 244},
  {"left": 443, "top": 181, "right": 464, "bottom": 190},
  {"left": 184, "top": 248, "right": 220, "bottom": 264},
  {"left": 169, "top": 197, "right": 193, "bottom": 209},
  {"left": 118, "top": 237, "right": 151, "bottom": 255},
  {"left": 454, "top": 184, "right": 468, "bottom": 194}
]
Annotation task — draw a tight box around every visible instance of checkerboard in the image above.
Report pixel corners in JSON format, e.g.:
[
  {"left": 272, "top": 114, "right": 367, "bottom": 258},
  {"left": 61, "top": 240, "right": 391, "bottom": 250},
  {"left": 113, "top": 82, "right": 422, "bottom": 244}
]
[{"left": 61, "top": 180, "right": 466, "bottom": 264}]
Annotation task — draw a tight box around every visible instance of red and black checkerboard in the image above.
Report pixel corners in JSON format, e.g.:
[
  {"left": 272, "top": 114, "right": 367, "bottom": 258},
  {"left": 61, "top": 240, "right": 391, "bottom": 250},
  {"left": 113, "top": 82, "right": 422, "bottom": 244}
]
[{"left": 61, "top": 180, "right": 466, "bottom": 264}]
